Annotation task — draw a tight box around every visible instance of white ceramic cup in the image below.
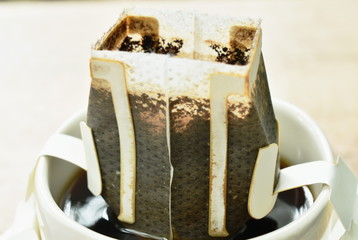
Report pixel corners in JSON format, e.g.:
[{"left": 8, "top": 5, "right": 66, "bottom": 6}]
[{"left": 33, "top": 99, "right": 340, "bottom": 240}]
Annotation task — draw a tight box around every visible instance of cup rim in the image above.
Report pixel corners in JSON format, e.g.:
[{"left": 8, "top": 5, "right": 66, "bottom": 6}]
[{"left": 34, "top": 99, "right": 334, "bottom": 240}]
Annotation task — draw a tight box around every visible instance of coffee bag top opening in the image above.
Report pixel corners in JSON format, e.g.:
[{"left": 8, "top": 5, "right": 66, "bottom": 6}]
[{"left": 95, "top": 11, "right": 259, "bottom": 66}]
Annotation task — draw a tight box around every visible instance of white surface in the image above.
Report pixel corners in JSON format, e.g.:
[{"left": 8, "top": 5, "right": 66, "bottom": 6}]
[{"left": 1, "top": 0, "right": 358, "bottom": 234}]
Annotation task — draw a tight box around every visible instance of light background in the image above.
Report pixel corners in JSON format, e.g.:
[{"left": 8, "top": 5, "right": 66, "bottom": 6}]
[{"left": 0, "top": 0, "right": 357, "bottom": 234}]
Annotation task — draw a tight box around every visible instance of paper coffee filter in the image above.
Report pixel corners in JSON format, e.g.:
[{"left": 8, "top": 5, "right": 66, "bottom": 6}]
[{"left": 86, "top": 8, "right": 278, "bottom": 240}]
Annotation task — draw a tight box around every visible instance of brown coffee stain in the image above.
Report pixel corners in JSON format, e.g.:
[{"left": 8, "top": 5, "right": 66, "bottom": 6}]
[
  {"left": 97, "top": 16, "right": 159, "bottom": 50},
  {"left": 139, "top": 110, "right": 166, "bottom": 135},
  {"left": 127, "top": 16, "right": 159, "bottom": 39},
  {"left": 97, "top": 18, "right": 127, "bottom": 50},
  {"left": 90, "top": 78, "right": 111, "bottom": 91},
  {"left": 229, "top": 26, "right": 256, "bottom": 51},
  {"left": 170, "top": 97, "right": 210, "bottom": 133}
]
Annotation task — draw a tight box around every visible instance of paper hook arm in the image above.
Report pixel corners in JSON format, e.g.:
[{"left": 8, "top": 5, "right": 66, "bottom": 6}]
[{"left": 275, "top": 157, "right": 358, "bottom": 238}]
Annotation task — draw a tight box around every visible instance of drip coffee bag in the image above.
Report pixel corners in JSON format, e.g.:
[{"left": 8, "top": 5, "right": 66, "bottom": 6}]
[{"left": 83, "top": 8, "right": 278, "bottom": 240}]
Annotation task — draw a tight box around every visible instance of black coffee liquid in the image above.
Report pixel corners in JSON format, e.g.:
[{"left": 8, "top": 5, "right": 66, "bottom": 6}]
[{"left": 60, "top": 170, "right": 313, "bottom": 240}]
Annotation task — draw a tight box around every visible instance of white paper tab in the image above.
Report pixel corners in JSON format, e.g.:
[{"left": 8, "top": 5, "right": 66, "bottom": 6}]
[
  {"left": 275, "top": 161, "right": 333, "bottom": 194},
  {"left": 39, "top": 134, "right": 87, "bottom": 170},
  {"left": 248, "top": 143, "right": 279, "bottom": 219},
  {"left": 80, "top": 121, "right": 102, "bottom": 196},
  {"left": 90, "top": 58, "right": 136, "bottom": 224},
  {"left": 209, "top": 73, "right": 246, "bottom": 237}
]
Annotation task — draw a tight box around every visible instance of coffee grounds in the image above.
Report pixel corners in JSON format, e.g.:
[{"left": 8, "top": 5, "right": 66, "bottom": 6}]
[
  {"left": 119, "top": 36, "right": 184, "bottom": 56},
  {"left": 210, "top": 44, "right": 250, "bottom": 65}
]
